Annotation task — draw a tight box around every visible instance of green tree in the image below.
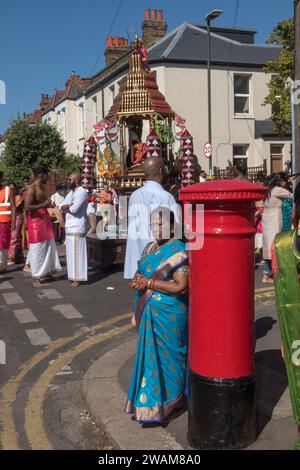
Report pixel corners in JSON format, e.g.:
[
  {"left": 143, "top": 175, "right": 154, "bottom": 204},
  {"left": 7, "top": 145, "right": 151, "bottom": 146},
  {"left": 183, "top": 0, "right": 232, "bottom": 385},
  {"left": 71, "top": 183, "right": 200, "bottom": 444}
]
[
  {"left": 2, "top": 118, "right": 66, "bottom": 188},
  {"left": 264, "top": 18, "right": 294, "bottom": 134},
  {"left": 57, "top": 153, "right": 82, "bottom": 177}
]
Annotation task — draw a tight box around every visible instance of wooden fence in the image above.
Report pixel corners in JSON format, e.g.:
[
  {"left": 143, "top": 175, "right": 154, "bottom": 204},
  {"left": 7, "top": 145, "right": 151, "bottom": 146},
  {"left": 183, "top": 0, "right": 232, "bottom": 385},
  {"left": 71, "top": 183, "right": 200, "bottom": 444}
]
[{"left": 214, "top": 160, "right": 267, "bottom": 182}]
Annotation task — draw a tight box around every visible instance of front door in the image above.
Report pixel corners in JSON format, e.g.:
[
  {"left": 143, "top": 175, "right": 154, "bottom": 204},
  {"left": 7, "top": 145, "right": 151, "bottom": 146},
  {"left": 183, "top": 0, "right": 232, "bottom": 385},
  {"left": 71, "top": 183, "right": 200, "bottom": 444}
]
[{"left": 270, "top": 144, "right": 283, "bottom": 173}]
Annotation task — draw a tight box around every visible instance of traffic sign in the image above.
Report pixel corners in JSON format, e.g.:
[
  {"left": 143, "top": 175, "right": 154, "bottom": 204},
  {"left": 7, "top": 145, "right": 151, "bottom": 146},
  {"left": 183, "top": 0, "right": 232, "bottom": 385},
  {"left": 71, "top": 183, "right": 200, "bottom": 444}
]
[{"left": 204, "top": 141, "right": 212, "bottom": 159}]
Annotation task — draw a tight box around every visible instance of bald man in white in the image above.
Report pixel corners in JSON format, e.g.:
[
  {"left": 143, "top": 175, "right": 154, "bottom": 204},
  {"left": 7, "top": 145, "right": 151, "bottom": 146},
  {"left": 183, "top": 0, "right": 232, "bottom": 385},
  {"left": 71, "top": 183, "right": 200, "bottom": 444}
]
[
  {"left": 61, "top": 173, "right": 89, "bottom": 287},
  {"left": 124, "top": 158, "right": 180, "bottom": 279}
]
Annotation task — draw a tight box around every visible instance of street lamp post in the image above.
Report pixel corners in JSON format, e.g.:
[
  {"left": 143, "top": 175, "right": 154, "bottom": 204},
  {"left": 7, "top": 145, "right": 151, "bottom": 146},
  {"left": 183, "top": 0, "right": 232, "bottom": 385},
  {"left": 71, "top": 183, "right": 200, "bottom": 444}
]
[{"left": 205, "top": 9, "right": 223, "bottom": 176}]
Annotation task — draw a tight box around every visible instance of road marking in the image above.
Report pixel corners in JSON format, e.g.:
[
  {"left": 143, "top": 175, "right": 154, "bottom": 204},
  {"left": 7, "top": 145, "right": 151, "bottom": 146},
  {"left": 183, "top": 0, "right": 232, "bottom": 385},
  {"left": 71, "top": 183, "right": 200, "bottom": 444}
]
[
  {"left": 25, "top": 322, "right": 132, "bottom": 449},
  {"left": 52, "top": 304, "right": 83, "bottom": 319},
  {"left": 13, "top": 308, "right": 38, "bottom": 324},
  {"left": 37, "top": 289, "right": 62, "bottom": 300},
  {"left": 3, "top": 292, "right": 24, "bottom": 305},
  {"left": 56, "top": 365, "right": 73, "bottom": 376},
  {"left": 0, "top": 312, "right": 132, "bottom": 450},
  {"left": 0, "top": 281, "right": 13, "bottom": 290},
  {"left": 25, "top": 329, "right": 51, "bottom": 346}
]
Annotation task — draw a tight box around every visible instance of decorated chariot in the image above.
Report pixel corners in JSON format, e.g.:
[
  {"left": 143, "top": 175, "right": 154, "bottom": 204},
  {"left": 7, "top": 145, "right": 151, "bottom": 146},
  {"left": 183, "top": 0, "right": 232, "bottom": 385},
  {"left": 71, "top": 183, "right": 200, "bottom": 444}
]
[{"left": 81, "top": 36, "right": 196, "bottom": 195}]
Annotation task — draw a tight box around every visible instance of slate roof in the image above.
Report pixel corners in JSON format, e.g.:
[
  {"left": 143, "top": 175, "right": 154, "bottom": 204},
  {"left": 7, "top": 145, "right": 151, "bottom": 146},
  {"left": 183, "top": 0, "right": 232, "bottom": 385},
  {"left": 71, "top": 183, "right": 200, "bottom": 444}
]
[
  {"left": 86, "top": 22, "right": 281, "bottom": 97},
  {"left": 255, "top": 120, "right": 292, "bottom": 138},
  {"left": 42, "top": 76, "right": 91, "bottom": 115},
  {"left": 147, "top": 23, "right": 281, "bottom": 66},
  {"left": 43, "top": 90, "right": 65, "bottom": 115}
]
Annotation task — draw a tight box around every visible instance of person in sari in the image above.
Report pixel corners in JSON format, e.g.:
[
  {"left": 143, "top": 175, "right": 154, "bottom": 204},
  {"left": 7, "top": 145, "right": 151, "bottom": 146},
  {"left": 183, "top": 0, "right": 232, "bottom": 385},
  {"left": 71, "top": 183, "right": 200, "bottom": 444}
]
[
  {"left": 280, "top": 173, "right": 293, "bottom": 232},
  {"left": 126, "top": 207, "right": 188, "bottom": 425},
  {"left": 272, "top": 181, "right": 300, "bottom": 450},
  {"left": 262, "top": 173, "right": 292, "bottom": 283},
  {"left": 25, "top": 168, "right": 61, "bottom": 287}
]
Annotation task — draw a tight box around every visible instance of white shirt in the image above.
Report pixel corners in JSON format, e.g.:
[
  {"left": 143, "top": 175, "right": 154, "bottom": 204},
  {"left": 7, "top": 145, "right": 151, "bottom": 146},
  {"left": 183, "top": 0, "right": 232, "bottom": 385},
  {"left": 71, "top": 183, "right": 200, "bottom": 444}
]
[
  {"left": 124, "top": 181, "right": 180, "bottom": 279},
  {"left": 87, "top": 202, "right": 97, "bottom": 215},
  {"left": 63, "top": 186, "right": 89, "bottom": 232},
  {"left": 51, "top": 192, "right": 65, "bottom": 208},
  {"left": 199, "top": 176, "right": 206, "bottom": 183}
]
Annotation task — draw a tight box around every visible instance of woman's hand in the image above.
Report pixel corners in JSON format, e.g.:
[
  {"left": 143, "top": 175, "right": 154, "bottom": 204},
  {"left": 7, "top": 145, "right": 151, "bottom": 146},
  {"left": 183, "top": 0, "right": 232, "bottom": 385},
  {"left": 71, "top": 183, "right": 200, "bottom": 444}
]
[
  {"left": 129, "top": 274, "right": 149, "bottom": 291},
  {"left": 131, "top": 315, "right": 136, "bottom": 327}
]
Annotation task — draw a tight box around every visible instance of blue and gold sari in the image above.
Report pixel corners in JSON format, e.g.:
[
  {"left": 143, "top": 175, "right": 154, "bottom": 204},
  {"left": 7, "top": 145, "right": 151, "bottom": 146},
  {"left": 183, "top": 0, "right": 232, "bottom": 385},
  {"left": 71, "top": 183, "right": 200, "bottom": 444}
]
[{"left": 126, "top": 239, "right": 188, "bottom": 423}]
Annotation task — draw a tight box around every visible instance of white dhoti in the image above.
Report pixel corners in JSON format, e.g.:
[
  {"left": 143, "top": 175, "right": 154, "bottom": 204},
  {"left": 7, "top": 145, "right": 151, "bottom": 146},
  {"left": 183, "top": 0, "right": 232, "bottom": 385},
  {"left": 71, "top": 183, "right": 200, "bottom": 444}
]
[
  {"left": 30, "top": 238, "right": 61, "bottom": 279},
  {"left": 65, "top": 231, "right": 87, "bottom": 281}
]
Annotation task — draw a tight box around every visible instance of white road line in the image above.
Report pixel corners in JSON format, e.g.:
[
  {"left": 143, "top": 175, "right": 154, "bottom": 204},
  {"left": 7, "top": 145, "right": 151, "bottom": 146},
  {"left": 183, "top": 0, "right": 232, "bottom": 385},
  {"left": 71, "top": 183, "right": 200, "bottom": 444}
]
[
  {"left": 0, "top": 281, "right": 13, "bottom": 290},
  {"left": 13, "top": 308, "right": 38, "bottom": 324},
  {"left": 52, "top": 304, "right": 83, "bottom": 319},
  {"left": 25, "top": 328, "right": 51, "bottom": 346},
  {"left": 37, "top": 289, "right": 63, "bottom": 300},
  {"left": 3, "top": 293, "right": 24, "bottom": 305}
]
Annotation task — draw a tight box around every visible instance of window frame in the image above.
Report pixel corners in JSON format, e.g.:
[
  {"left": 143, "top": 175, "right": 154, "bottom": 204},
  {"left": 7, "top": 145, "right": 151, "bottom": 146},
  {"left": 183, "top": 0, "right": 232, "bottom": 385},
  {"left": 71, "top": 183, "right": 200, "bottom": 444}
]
[
  {"left": 232, "top": 144, "right": 249, "bottom": 166},
  {"left": 233, "top": 73, "right": 252, "bottom": 117}
]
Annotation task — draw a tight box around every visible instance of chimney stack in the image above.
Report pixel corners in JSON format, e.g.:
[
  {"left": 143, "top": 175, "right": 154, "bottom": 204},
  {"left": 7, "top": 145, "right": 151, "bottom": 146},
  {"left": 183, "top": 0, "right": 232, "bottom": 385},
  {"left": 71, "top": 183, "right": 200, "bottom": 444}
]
[
  {"left": 40, "top": 93, "right": 50, "bottom": 112},
  {"left": 105, "top": 36, "right": 130, "bottom": 66},
  {"left": 142, "top": 9, "right": 167, "bottom": 48}
]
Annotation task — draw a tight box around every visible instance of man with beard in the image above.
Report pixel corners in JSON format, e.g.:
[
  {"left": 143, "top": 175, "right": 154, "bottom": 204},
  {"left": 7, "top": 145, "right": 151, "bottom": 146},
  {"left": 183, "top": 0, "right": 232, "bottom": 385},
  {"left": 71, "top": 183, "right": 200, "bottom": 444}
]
[{"left": 61, "top": 173, "right": 89, "bottom": 288}]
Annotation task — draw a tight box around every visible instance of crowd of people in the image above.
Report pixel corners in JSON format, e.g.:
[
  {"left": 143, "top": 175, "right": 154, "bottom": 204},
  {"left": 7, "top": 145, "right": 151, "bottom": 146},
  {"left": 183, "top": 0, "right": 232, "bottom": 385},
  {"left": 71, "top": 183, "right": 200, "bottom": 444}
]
[
  {"left": 0, "top": 160, "right": 298, "bottom": 430},
  {"left": 0, "top": 168, "right": 120, "bottom": 288},
  {"left": 254, "top": 171, "right": 293, "bottom": 284}
]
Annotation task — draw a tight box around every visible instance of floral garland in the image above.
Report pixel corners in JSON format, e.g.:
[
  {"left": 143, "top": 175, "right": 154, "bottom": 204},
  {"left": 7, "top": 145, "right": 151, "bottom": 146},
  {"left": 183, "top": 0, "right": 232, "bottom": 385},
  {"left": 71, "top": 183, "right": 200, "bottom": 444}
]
[{"left": 153, "top": 113, "right": 174, "bottom": 144}]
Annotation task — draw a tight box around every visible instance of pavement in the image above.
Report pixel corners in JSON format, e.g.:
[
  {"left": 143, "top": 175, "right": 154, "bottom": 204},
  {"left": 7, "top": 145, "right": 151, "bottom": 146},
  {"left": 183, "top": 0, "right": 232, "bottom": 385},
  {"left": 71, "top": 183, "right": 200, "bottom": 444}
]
[
  {"left": 0, "top": 247, "right": 297, "bottom": 450},
  {"left": 82, "top": 294, "right": 299, "bottom": 451}
]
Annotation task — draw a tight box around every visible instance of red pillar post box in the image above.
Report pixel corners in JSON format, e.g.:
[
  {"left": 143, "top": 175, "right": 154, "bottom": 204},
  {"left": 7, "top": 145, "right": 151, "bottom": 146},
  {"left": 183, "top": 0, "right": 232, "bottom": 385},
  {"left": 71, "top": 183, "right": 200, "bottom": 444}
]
[{"left": 179, "top": 180, "right": 267, "bottom": 450}]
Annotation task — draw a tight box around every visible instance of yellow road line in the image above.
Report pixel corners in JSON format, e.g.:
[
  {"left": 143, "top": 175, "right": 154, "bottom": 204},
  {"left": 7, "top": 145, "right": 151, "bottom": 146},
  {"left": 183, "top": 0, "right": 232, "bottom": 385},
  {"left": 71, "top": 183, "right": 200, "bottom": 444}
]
[
  {"left": 0, "top": 312, "right": 132, "bottom": 450},
  {"left": 25, "top": 323, "right": 132, "bottom": 450}
]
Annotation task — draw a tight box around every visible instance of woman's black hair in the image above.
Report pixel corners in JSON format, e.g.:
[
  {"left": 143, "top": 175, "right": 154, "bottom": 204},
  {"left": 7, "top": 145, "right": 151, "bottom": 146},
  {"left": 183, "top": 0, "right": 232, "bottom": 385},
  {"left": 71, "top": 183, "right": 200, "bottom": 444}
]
[
  {"left": 266, "top": 172, "right": 288, "bottom": 197},
  {"left": 151, "top": 206, "right": 175, "bottom": 225},
  {"left": 150, "top": 206, "right": 182, "bottom": 240}
]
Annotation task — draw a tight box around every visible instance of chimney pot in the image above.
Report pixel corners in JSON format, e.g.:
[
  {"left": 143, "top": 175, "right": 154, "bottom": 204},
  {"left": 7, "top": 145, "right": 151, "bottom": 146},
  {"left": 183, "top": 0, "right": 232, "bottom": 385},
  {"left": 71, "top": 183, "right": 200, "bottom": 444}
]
[
  {"left": 145, "top": 9, "right": 150, "bottom": 20},
  {"left": 142, "top": 9, "right": 168, "bottom": 47},
  {"left": 105, "top": 35, "right": 131, "bottom": 66},
  {"left": 157, "top": 10, "right": 163, "bottom": 21}
]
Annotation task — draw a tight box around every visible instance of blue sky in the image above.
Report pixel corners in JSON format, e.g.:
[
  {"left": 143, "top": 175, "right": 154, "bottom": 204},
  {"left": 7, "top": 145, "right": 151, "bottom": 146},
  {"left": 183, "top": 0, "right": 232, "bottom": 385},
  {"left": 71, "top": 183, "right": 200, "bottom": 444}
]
[{"left": 0, "top": 0, "right": 293, "bottom": 133}]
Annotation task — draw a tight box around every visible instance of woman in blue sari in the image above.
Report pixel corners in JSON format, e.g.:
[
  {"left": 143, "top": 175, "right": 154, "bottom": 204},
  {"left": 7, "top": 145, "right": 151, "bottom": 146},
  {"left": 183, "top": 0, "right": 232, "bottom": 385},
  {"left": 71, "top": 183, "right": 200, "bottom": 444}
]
[{"left": 126, "top": 207, "right": 188, "bottom": 424}]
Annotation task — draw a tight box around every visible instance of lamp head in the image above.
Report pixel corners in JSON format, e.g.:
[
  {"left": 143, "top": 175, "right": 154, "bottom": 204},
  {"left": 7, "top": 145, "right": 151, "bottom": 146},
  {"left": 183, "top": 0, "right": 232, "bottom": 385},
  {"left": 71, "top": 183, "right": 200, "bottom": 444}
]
[{"left": 205, "top": 9, "right": 224, "bottom": 21}]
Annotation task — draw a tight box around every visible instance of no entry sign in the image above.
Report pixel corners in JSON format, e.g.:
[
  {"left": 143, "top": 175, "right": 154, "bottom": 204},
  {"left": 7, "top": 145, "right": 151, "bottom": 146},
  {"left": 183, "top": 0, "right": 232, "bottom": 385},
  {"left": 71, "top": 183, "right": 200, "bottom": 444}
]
[{"left": 204, "top": 141, "right": 212, "bottom": 159}]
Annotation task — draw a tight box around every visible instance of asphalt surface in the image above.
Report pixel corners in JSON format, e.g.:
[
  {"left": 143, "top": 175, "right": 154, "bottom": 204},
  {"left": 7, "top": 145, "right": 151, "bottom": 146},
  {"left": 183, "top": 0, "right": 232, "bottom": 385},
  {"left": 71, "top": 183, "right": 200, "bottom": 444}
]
[
  {"left": 118, "top": 296, "right": 298, "bottom": 450},
  {"left": 0, "top": 247, "right": 279, "bottom": 450},
  {"left": 0, "top": 250, "right": 135, "bottom": 450}
]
